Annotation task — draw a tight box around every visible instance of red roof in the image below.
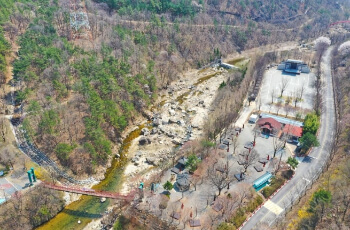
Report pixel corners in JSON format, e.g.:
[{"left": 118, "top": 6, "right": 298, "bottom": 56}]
[
  {"left": 257, "top": 118, "right": 282, "bottom": 130},
  {"left": 283, "top": 124, "right": 303, "bottom": 137}
]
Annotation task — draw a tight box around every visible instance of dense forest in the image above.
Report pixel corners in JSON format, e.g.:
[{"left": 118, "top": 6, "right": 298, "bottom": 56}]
[
  {"left": 0, "top": 0, "right": 14, "bottom": 83},
  {"left": 0, "top": 0, "right": 349, "bottom": 177}
]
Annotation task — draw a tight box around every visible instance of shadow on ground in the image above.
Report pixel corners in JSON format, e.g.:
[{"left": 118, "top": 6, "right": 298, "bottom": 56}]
[{"left": 62, "top": 209, "right": 103, "bottom": 219}]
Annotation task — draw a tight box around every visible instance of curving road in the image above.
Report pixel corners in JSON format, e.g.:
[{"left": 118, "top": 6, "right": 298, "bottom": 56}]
[{"left": 241, "top": 46, "right": 336, "bottom": 229}]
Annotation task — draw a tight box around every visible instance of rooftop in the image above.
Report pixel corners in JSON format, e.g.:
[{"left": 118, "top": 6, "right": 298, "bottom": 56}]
[
  {"left": 283, "top": 124, "right": 303, "bottom": 137},
  {"left": 257, "top": 117, "right": 282, "bottom": 130},
  {"left": 260, "top": 113, "right": 303, "bottom": 127},
  {"left": 286, "top": 59, "right": 304, "bottom": 64},
  {"left": 253, "top": 171, "right": 273, "bottom": 189}
]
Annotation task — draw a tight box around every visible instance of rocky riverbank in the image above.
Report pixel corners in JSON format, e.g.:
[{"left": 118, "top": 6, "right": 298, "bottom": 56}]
[{"left": 119, "top": 66, "right": 229, "bottom": 193}]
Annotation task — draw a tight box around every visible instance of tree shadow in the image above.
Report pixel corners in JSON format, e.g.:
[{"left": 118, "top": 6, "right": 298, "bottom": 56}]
[{"left": 62, "top": 209, "right": 103, "bottom": 219}]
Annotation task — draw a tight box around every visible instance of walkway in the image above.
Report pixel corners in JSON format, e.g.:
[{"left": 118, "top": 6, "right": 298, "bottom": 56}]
[
  {"left": 241, "top": 46, "right": 336, "bottom": 229},
  {"left": 235, "top": 100, "right": 256, "bottom": 128},
  {"left": 41, "top": 182, "right": 136, "bottom": 200}
]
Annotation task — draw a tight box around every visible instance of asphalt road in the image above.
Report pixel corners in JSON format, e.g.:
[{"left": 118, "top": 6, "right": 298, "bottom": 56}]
[{"left": 241, "top": 46, "right": 336, "bottom": 230}]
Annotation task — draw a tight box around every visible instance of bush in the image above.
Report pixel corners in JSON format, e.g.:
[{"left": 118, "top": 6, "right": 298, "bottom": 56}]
[
  {"left": 261, "top": 177, "right": 285, "bottom": 198},
  {"left": 185, "top": 154, "right": 201, "bottom": 172},
  {"left": 230, "top": 208, "right": 246, "bottom": 228},
  {"left": 246, "top": 195, "right": 263, "bottom": 212},
  {"left": 163, "top": 180, "right": 173, "bottom": 194},
  {"left": 287, "top": 157, "right": 299, "bottom": 169},
  {"left": 55, "top": 143, "right": 76, "bottom": 163},
  {"left": 303, "top": 113, "right": 320, "bottom": 135},
  {"left": 217, "top": 222, "right": 235, "bottom": 230},
  {"left": 282, "top": 169, "right": 294, "bottom": 180},
  {"left": 299, "top": 132, "right": 320, "bottom": 152}
]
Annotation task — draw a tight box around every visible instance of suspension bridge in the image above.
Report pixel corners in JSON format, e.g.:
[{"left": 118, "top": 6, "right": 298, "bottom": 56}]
[
  {"left": 329, "top": 20, "right": 350, "bottom": 27},
  {"left": 41, "top": 182, "right": 136, "bottom": 200}
]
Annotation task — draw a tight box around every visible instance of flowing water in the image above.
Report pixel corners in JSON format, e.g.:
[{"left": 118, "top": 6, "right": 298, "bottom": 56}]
[
  {"left": 37, "top": 125, "right": 145, "bottom": 230},
  {"left": 37, "top": 65, "right": 222, "bottom": 229}
]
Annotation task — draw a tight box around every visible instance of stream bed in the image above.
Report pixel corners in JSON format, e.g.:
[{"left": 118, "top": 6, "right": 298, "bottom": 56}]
[{"left": 36, "top": 125, "right": 145, "bottom": 230}]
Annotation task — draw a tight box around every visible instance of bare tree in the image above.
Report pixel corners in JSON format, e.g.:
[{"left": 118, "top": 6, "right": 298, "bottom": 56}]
[
  {"left": 220, "top": 196, "right": 238, "bottom": 222},
  {"left": 236, "top": 183, "right": 253, "bottom": 207},
  {"left": 270, "top": 88, "right": 275, "bottom": 104},
  {"left": 240, "top": 149, "right": 259, "bottom": 173},
  {"left": 208, "top": 162, "right": 234, "bottom": 196},
  {"left": 0, "top": 148, "right": 15, "bottom": 169},
  {"left": 257, "top": 97, "right": 262, "bottom": 111},
  {"left": 190, "top": 174, "right": 200, "bottom": 191},
  {"left": 276, "top": 101, "right": 282, "bottom": 115},
  {"left": 181, "top": 207, "right": 190, "bottom": 229},
  {"left": 252, "top": 126, "right": 260, "bottom": 145},
  {"left": 292, "top": 88, "right": 299, "bottom": 108},
  {"left": 272, "top": 137, "right": 284, "bottom": 158},
  {"left": 284, "top": 105, "right": 293, "bottom": 117},
  {"left": 231, "top": 136, "right": 239, "bottom": 155},
  {"left": 204, "top": 210, "right": 220, "bottom": 229},
  {"left": 297, "top": 85, "right": 305, "bottom": 104},
  {"left": 279, "top": 77, "right": 289, "bottom": 97}
]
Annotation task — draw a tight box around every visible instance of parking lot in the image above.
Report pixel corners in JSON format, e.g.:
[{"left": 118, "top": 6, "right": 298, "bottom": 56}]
[
  {"left": 259, "top": 68, "right": 316, "bottom": 117},
  {"left": 225, "top": 121, "right": 291, "bottom": 182},
  {"left": 0, "top": 171, "right": 32, "bottom": 204}
]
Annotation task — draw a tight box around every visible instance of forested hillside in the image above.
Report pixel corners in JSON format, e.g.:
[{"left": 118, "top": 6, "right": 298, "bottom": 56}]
[
  {"left": 5, "top": 0, "right": 349, "bottom": 177},
  {"left": 0, "top": 0, "right": 14, "bottom": 83}
]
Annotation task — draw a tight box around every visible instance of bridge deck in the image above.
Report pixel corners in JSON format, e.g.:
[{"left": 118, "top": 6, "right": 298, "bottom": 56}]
[{"left": 42, "top": 182, "right": 135, "bottom": 200}]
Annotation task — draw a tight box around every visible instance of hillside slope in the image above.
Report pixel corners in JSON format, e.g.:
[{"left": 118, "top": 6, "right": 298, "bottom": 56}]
[{"left": 4, "top": 0, "right": 349, "bottom": 178}]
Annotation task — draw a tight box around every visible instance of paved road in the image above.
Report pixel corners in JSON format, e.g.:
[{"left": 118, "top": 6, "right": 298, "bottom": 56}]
[{"left": 241, "top": 46, "right": 336, "bottom": 229}]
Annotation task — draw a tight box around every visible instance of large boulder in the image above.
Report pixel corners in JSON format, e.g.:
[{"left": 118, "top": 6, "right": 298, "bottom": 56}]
[
  {"left": 152, "top": 118, "right": 160, "bottom": 126},
  {"left": 172, "top": 139, "right": 183, "bottom": 145},
  {"left": 169, "top": 109, "right": 176, "bottom": 116},
  {"left": 139, "top": 137, "right": 151, "bottom": 145},
  {"left": 168, "top": 118, "right": 177, "bottom": 124},
  {"left": 166, "top": 132, "right": 175, "bottom": 138},
  {"left": 146, "top": 157, "right": 158, "bottom": 166},
  {"left": 141, "top": 128, "right": 149, "bottom": 136},
  {"left": 151, "top": 128, "right": 158, "bottom": 135}
]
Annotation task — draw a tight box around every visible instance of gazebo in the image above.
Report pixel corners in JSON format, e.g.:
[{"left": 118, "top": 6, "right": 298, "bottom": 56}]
[{"left": 176, "top": 173, "right": 190, "bottom": 192}]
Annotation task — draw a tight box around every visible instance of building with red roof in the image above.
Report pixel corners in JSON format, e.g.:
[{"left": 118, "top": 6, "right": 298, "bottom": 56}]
[
  {"left": 282, "top": 124, "right": 303, "bottom": 138},
  {"left": 256, "top": 118, "right": 282, "bottom": 135}
]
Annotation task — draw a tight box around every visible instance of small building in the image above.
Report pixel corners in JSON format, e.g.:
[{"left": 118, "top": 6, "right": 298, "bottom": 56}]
[
  {"left": 277, "top": 59, "right": 310, "bottom": 74},
  {"left": 256, "top": 118, "right": 282, "bottom": 136},
  {"left": 282, "top": 124, "right": 303, "bottom": 143},
  {"left": 249, "top": 114, "right": 259, "bottom": 123},
  {"left": 260, "top": 113, "right": 304, "bottom": 127},
  {"left": 253, "top": 171, "right": 273, "bottom": 191},
  {"left": 176, "top": 173, "right": 190, "bottom": 192},
  {"left": 177, "top": 157, "right": 187, "bottom": 167}
]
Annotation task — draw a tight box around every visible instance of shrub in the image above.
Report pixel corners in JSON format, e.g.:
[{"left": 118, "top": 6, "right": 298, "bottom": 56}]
[
  {"left": 303, "top": 113, "right": 320, "bottom": 135},
  {"left": 282, "top": 169, "right": 294, "bottom": 180},
  {"left": 219, "top": 81, "right": 227, "bottom": 89},
  {"left": 163, "top": 181, "right": 173, "bottom": 194},
  {"left": 246, "top": 195, "right": 263, "bottom": 212},
  {"left": 299, "top": 132, "right": 319, "bottom": 152},
  {"left": 55, "top": 143, "right": 76, "bottom": 163},
  {"left": 261, "top": 177, "right": 285, "bottom": 198},
  {"left": 185, "top": 154, "right": 201, "bottom": 173},
  {"left": 217, "top": 222, "right": 235, "bottom": 230},
  {"left": 230, "top": 208, "right": 246, "bottom": 228},
  {"left": 287, "top": 157, "right": 299, "bottom": 169}
]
